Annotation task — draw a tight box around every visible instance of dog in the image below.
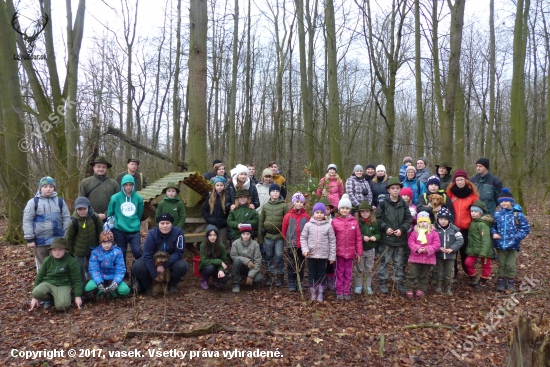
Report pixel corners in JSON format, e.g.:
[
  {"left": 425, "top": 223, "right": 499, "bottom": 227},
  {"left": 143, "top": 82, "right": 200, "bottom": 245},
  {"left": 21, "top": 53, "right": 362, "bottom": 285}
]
[
  {"left": 152, "top": 251, "right": 172, "bottom": 297},
  {"left": 428, "top": 194, "right": 445, "bottom": 221}
]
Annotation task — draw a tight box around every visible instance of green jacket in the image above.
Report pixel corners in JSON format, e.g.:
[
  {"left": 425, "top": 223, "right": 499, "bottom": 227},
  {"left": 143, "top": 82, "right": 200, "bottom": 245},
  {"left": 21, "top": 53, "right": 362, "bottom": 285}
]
[
  {"left": 34, "top": 253, "right": 83, "bottom": 297},
  {"left": 359, "top": 219, "right": 381, "bottom": 251},
  {"left": 375, "top": 196, "right": 412, "bottom": 247},
  {"left": 199, "top": 242, "right": 228, "bottom": 271},
  {"left": 116, "top": 171, "right": 147, "bottom": 191},
  {"left": 66, "top": 210, "right": 102, "bottom": 257},
  {"left": 230, "top": 238, "right": 262, "bottom": 278},
  {"left": 156, "top": 196, "right": 186, "bottom": 229},
  {"left": 227, "top": 206, "right": 259, "bottom": 239},
  {"left": 107, "top": 174, "right": 144, "bottom": 233},
  {"left": 78, "top": 174, "right": 120, "bottom": 215},
  {"left": 467, "top": 215, "right": 495, "bottom": 258},
  {"left": 258, "top": 199, "right": 288, "bottom": 243}
]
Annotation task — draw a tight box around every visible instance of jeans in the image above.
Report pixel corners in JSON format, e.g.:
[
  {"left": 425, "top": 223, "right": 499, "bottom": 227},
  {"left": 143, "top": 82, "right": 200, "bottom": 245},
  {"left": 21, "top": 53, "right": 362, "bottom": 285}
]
[
  {"left": 405, "top": 263, "right": 433, "bottom": 292},
  {"left": 131, "top": 257, "right": 188, "bottom": 291},
  {"left": 263, "top": 238, "right": 284, "bottom": 275},
  {"left": 377, "top": 245, "right": 405, "bottom": 282},
  {"left": 307, "top": 258, "right": 327, "bottom": 285},
  {"left": 496, "top": 249, "right": 517, "bottom": 278},
  {"left": 231, "top": 259, "right": 264, "bottom": 284},
  {"left": 200, "top": 264, "right": 229, "bottom": 284},
  {"left": 113, "top": 229, "right": 142, "bottom": 264}
]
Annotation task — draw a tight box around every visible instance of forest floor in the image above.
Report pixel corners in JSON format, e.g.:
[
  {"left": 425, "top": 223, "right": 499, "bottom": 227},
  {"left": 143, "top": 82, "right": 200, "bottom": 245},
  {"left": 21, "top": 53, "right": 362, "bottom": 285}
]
[{"left": 0, "top": 202, "right": 549, "bottom": 367}]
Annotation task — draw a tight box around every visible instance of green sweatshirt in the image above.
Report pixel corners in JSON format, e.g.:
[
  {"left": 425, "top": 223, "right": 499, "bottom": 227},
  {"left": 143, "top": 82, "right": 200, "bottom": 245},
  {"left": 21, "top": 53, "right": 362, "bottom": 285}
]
[
  {"left": 359, "top": 219, "right": 381, "bottom": 251},
  {"left": 107, "top": 174, "right": 144, "bottom": 233},
  {"left": 227, "top": 206, "right": 259, "bottom": 240},
  {"left": 34, "top": 253, "right": 83, "bottom": 297},
  {"left": 198, "top": 242, "right": 228, "bottom": 271},
  {"left": 156, "top": 196, "right": 187, "bottom": 229}
]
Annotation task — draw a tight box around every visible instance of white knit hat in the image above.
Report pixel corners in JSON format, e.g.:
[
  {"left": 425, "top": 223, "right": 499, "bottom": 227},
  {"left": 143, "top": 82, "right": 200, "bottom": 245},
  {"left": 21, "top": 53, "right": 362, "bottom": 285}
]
[
  {"left": 338, "top": 194, "right": 352, "bottom": 209},
  {"left": 376, "top": 165, "right": 386, "bottom": 172},
  {"left": 230, "top": 164, "right": 249, "bottom": 177}
]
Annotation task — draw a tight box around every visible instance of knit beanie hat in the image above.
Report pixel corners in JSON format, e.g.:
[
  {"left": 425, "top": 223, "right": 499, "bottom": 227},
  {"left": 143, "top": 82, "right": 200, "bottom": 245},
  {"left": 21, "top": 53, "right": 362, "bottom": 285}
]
[
  {"left": 240, "top": 223, "right": 253, "bottom": 234},
  {"left": 327, "top": 163, "right": 337, "bottom": 172},
  {"left": 212, "top": 159, "right": 222, "bottom": 166},
  {"left": 406, "top": 166, "right": 417, "bottom": 173},
  {"left": 400, "top": 187, "right": 413, "bottom": 198},
  {"left": 453, "top": 169, "right": 468, "bottom": 181},
  {"left": 39, "top": 176, "right": 56, "bottom": 189},
  {"left": 269, "top": 183, "right": 281, "bottom": 193},
  {"left": 376, "top": 165, "right": 386, "bottom": 172},
  {"left": 230, "top": 164, "right": 249, "bottom": 178},
  {"left": 403, "top": 156, "right": 413, "bottom": 164},
  {"left": 498, "top": 188, "right": 515, "bottom": 203},
  {"left": 417, "top": 211, "right": 431, "bottom": 224},
  {"left": 417, "top": 157, "right": 427, "bottom": 165},
  {"left": 358, "top": 201, "right": 372, "bottom": 211},
  {"left": 99, "top": 230, "right": 114, "bottom": 244},
  {"left": 338, "top": 194, "right": 352, "bottom": 209},
  {"left": 427, "top": 175, "right": 441, "bottom": 188},
  {"left": 157, "top": 212, "right": 174, "bottom": 223},
  {"left": 213, "top": 176, "right": 227, "bottom": 185},
  {"left": 74, "top": 197, "right": 91, "bottom": 209},
  {"left": 262, "top": 168, "right": 273, "bottom": 178},
  {"left": 292, "top": 192, "right": 306, "bottom": 203},
  {"left": 353, "top": 164, "right": 364, "bottom": 172},
  {"left": 365, "top": 164, "right": 376, "bottom": 170},
  {"left": 438, "top": 207, "right": 452, "bottom": 219},
  {"left": 476, "top": 158, "right": 490, "bottom": 170},
  {"left": 205, "top": 224, "right": 219, "bottom": 235},
  {"left": 470, "top": 206, "right": 484, "bottom": 214},
  {"left": 312, "top": 202, "right": 326, "bottom": 215}
]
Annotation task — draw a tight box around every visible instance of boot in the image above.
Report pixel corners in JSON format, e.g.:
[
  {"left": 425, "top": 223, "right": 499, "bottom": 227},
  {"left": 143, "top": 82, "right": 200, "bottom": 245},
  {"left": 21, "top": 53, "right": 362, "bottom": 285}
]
[
  {"left": 507, "top": 278, "right": 516, "bottom": 292},
  {"left": 200, "top": 275, "right": 209, "bottom": 290},
  {"left": 435, "top": 281, "right": 442, "bottom": 293},
  {"left": 232, "top": 283, "right": 240, "bottom": 293},
  {"left": 309, "top": 284, "right": 317, "bottom": 301},
  {"left": 275, "top": 274, "right": 284, "bottom": 287},
  {"left": 379, "top": 279, "right": 389, "bottom": 294},
  {"left": 327, "top": 275, "right": 336, "bottom": 291},
  {"left": 316, "top": 284, "right": 325, "bottom": 302},
  {"left": 354, "top": 286, "right": 362, "bottom": 295},
  {"left": 444, "top": 282, "right": 453, "bottom": 296},
  {"left": 396, "top": 282, "right": 406, "bottom": 294},
  {"left": 478, "top": 277, "right": 488, "bottom": 290},
  {"left": 469, "top": 275, "right": 479, "bottom": 288},
  {"left": 265, "top": 273, "right": 273, "bottom": 286},
  {"left": 496, "top": 277, "right": 507, "bottom": 292},
  {"left": 288, "top": 280, "right": 297, "bottom": 292}
]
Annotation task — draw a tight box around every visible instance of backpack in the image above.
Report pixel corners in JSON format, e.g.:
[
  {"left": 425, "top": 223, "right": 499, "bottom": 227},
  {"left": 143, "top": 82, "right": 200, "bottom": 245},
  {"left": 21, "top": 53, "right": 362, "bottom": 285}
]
[
  {"left": 34, "top": 197, "right": 64, "bottom": 213},
  {"left": 70, "top": 214, "right": 101, "bottom": 235}
]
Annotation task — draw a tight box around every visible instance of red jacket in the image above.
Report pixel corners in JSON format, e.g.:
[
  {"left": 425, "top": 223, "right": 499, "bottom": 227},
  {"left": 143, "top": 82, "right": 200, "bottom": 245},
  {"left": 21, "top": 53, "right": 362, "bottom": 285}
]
[
  {"left": 331, "top": 215, "right": 363, "bottom": 259},
  {"left": 281, "top": 208, "right": 310, "bottom": 248},
  {"left": 447, "top": 191, "right": 479, "bottom": 230}
]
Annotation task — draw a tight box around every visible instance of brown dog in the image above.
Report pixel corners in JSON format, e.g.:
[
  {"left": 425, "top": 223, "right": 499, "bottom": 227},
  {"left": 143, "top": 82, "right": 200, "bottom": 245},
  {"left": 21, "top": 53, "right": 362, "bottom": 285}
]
[
  {"left": 428, "top": 194, "right": 445, "bottom": 220},
  {"left": 152, "top": 251, "right": 171, "bottom": 297}
]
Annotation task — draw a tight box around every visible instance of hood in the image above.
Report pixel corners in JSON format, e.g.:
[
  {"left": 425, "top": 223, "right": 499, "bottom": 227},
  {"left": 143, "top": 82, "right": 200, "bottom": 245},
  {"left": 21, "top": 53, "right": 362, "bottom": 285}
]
[
  {"left": 480, "top": 214, "right": 495, "bottom": 225},
  {"left": 71, "top": 207, "right": 94, "bottom": 220},
  {"left": 34, "top": 190, "right": 59, "bottom": 199},
  {"left": 120, "top": 174, "right": 136, "bottom": 194},
  {"left": 164, "top": 195, "right": 181, "bottom": 202}
]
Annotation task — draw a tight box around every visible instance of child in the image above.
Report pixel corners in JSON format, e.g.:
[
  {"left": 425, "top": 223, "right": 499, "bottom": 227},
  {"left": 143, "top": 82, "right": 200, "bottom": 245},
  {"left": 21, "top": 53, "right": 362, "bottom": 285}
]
[
  {"left": 230, "top": 223, "right": 264, "bottom": 292},
  {"left": 282, "top": 192, "right": 311, "bottom": 291},
  {"left": 156, "top": 182, "right": 186, "bottom": 230},
  {"left": 316, "top": 164, "right": 344, "bottom": 209},
  {"left": 107, "top": 174, "right": 144, "bottom": 266},
  {"left": 227, "top": 164, "right": 260, "bottom": 210},
  {"left": 376, "top": 177, "right": 412, "bottom": 294},
  {"left": 465, "top": 200, "right": 494, "bottom": 290},
  {"left": 400, "top": 187, "right": 417, "bottom": 234},
  {"left": 258, "top": 183, "right": 289, "bottom": 287},
  {"left": 202, "top": 177, "right": 231, "bottom": 246},
  {"left": 227, "top": 189, "right": 259, "bottom": 241},
  {"left": 209, "top": 162, "right": 228, "bottom": 184},
  {"left": 301, "top": 203, "right": 336, "bottom": 302},
  {"left": 23, "top": 177, "right": 71, "bottom": 270},
  {"left": 354, "top": 201, "right": 381, "bottom": 295},
  {"left": 320, "top": 197, "right": 337, "bottom": 290},
  {"left": 433, "top": 207, "right": 463, "bottom": 295},
  {"left": 30, "top": 238, "right": 82, "bottom": 311},
  {"left": 331, "top": 194, "right": 363, "bottom": 300},
  {"left": 405, "top": 212, "right": 441, "bottom": 298},
  {"left": 416, "top": 175, "right": 455, "bottom": 222},
  {"left": 491, "top": 188, "right": 530, "bottom": 292},
  {"left": 399, "top": 156, "right": 413, "bottom": 182},
  {"left": 199, "top": 224, "right": 229, "bottom": 290},
  {"left": 85, "top": 230, "right": 130, "bottom": 297},
  {"left": 66, "top": 197, "right": 102, "bottom": 294}
]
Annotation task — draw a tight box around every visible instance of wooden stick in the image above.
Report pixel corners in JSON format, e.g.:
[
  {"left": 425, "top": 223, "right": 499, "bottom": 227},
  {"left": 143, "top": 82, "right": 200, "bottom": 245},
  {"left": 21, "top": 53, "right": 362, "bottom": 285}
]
[
  {"left": 403, "top": 324, "right": 452, "bottom": 330},
  {"left": 379, "top": 334, "right": 385, "bottom": 357}
]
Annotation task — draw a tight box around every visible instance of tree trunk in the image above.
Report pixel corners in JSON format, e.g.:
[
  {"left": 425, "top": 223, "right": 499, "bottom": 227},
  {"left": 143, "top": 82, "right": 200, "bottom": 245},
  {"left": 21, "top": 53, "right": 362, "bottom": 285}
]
[
  {"left": 486, "top": 0, "right": 496, "bottom": 161},
  {"left": 228, "top": 0, "right": 238, "bottom": 168},
  {"left": 507, "top": 311, "right": 550, "bottom": 367},
  {"left": 172, "top": 0, "right": 182, "bottom": 172},
  {"left": 243, "top": 0, "right": 252, "bottom": 163},
  {"left": 414, "top": 0, "right": 425, "bottom": 158},
  {"left": 431, "top": 0, "right": 445, "bottom": 129},
  {"left": 455, "top": 83, "right": 465, "bottom": 168}
]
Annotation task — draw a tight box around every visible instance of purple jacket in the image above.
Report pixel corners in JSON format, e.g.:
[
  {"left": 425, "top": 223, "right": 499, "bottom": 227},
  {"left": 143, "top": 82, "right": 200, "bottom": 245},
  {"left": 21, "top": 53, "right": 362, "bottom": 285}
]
[
  {"left": 331, "top": 215, "right": 363, "bottom": 259},
  {"left": 407, "top": 229, "right": 441, "bottom": 265},
  {"left": 300, "top": 218, "right": 336, "bottom": 261}
]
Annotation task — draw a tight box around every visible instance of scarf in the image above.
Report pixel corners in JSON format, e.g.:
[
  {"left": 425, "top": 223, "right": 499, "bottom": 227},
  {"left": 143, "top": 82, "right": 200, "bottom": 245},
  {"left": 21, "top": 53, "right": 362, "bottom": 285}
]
[
  {"left": 417, "top": 228, "right": 428, "bottom": 244},
  {"left": 450, "top": 184, "right": 473, "bottom": 198}
]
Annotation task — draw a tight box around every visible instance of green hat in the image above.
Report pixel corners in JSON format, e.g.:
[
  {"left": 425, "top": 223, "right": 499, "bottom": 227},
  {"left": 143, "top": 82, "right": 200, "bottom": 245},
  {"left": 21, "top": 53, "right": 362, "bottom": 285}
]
[
  {"left": 319, "top": 197, "right": 334, "bottom": 208},
  {"left": 358, "top": 201, "right": 372, "bottom": 211},
  {"left": 50, "top": 238, "right": 68, "bottom": 250},
  {"left": 235, "top": 189, "right": 250, "bottom": 197},
  {"left": 162, "top": 182, "right": 180, "bottom": 194},
  {"left": 127, "top": 157, "right": 140, "bottom": 164},
  {"left": 471, "top": 199, "right": 487, "bottom": 213},
  {"left": 435, "top": 161, "right": 452, "bottom": 171},
  {"left": 386, "top": 177, "right": 403, "bottom": 189},
  {"left": 90, "top": 156, "right": 112, "bottom": 168}
]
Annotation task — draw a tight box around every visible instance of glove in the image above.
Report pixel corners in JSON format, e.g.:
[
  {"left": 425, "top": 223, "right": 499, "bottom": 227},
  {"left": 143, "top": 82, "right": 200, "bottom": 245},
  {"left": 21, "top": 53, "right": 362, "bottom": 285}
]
[
  {"left": 247, "top": 261, "right": 254, "bottom": 269},
  {"left": 246, "top": 276, "right": 253, "bottom": 286},
  {"left": 97, "top": 283, "right": 106, "bottom": 292},
  {"left": 106, "top": 281, "right": 118, "bottom": 293}
]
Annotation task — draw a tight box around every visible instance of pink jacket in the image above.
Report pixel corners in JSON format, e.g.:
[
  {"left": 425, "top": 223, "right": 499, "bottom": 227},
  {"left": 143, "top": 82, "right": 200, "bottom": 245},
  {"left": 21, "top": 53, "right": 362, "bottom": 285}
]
[
  {"left": 407, "top": 229, "right": 441, "bottom": 265},
  {"left": 316, "top": 176, "right": 344, "bottom": 209},
  {"left": 331, "top": 215, "right": 363, "bottom": 259}
]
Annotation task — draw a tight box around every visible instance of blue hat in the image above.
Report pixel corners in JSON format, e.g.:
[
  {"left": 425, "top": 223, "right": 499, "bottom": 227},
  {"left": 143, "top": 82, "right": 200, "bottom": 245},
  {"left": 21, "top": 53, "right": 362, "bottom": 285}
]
[
  {"left": 213, "top": 176, "right": 227, "bottom": 185},
  {"left": 269, "top": 183, "right": 281, "bottom": 193},
  {"left": 498, "top": 188, "right": 515, "bottom": 204},
  {"left": 39, "top": 176, "right": 56, "bottom": 189},
  {"left": 427, "top": 175, "right": 441, "bottom": 188}
]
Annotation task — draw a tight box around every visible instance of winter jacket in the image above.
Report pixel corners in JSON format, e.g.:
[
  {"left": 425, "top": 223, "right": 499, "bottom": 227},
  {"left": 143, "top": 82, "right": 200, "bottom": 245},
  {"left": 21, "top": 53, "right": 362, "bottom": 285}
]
[
  {"left": 201, "top": 192, "right": 231, "bottom": 229},
  {"left": 226, "top": 179, "right": 260, "bottom": 209},
  {"left": 23, "top": 191, "right": 71, "bottom": 246},
  {"left": 300, "top": 218, "right": 336, "bottom": 261},
  {"left": 281, "top": 208, "right": 310, "bottom": 248},
  {"left": 107, "top": 174, "right": 144, "bottom": 233},
  {"left": 33, "top": 253, "right": 82, "bottom": 297},
  {"left": 467, "top": 215, "right": 495, "bottom": 259},
  {"left": 469, "top": 172, "right": 503, "bottom": 215},
  {"left": 370, "top": 175, "right": 389, "bottom": 207},
  {"left": 156, "top": 196, "right": 186, "bottom": 229},
  {"left": 398, "top": 164, "right": 408, "bottom": 183},
  {"left": 116, "top": 171, "right": 147, "bottom": 191},
  {"left": 434, "top": 222, "right": 464, "bottom": 260},
  {"left": 78, "top": 174, "right": 120, "bottom": 215},
  {"left": 255, "top": 183, "right": 271, "bottom": 214},
  {"left": 143, "top": 226, "right": 186, "bottom": 279},
  {"left": 359, "top": 218, "right": 381, "bottom": 251},
  {"left": 230, "top": 238, "right": 262, "bottom": 278},
  {"left": 402, "top": 177, "right": 427, "bottom": 204},
  {"left": 376, "top": 196, "right": 413, "bottom": 247},
  {"left": 407, "top": 229, "right": 441, "bottom": 265},
  {"left": 316, "top": 176, "right": 344, "bottom": 209},
  {"left": 446, "top": 187, "right": 479, "bottom": 230},
  {"left": 416, "top": 190, "right": 455, "bottom": 222},
  {"left": 331, "top": 215, "right": 363, "bottom": 259},
  {"left": 416, "top": 167, "right": 431, "bottom": 185},
  {"left": 227, "top": 205, "right": 259, "bottom": 239},
  {"left": 88, "top": 245, "right": 126, "bottom": 285},
  {"left": 199, "top": 242, "right": 228, "bottom": 271},
  {"left": 258, "top": 199, "right": 288, "bottom": 243},
  {"left": 66, "top": 209, "right": 102, "bottom": 257},
  {"left": 491, "top": 206, "right": 530, "bottom": 251},
  {"left": 439, "top": 174, "right": 453, "bottom": 191},
  {"left": 345, "top": 174, "right": 373, "bottom": 208}
]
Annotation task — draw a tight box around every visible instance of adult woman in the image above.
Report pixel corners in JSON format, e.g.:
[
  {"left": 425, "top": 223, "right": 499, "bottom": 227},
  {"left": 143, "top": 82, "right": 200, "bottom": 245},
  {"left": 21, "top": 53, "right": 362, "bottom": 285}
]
[
  {"left": 316, "top": 164, "right": 344, "bottom": 209},
  {"left": 402, "top": 166, "right": 427, "bottom": 205},
  {"left": 370, "top": 165, "right": 389, "bottom": 207},
  {"left": 345, "top": 165, "right": 373, "bottom": 210},
  {"left": 226, "top": 164, "right": 260, "bottom": 210},
  {"left": 435, "top": 161, "right": 453, "bottom": 191},
  {"left": 446, "top": 169, "right": 479, "bottom": 276},
  {"left": 202, "top": 177, "right": 231, "bottom": 245}
]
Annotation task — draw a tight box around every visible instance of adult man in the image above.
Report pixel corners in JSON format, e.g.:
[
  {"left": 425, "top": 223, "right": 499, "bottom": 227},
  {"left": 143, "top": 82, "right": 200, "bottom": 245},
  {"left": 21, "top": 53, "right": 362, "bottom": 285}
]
[
  {"left": 415, "top": 157, "right": 431, "bottom": 185},
  {"left": 469, "top": 158, "right": 502, "bottom": 215},
  {"left": 268, "top": 161, "right": 287, "bottom": 199},
  {"left": 116, "top": 158, "right": 147, "bottom": 192},
  {"left": 204, "top": 159, "right": 223, "bottom": 181},
  {"left": 79, "top": 156, "right": 119, "bottom": 221}
]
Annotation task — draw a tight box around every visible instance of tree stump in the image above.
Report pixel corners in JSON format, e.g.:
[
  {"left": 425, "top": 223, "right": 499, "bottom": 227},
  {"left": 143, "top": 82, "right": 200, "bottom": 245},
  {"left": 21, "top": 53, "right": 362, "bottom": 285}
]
[{"left": 507, "top": 311, "right": 550, "bottom": 367}]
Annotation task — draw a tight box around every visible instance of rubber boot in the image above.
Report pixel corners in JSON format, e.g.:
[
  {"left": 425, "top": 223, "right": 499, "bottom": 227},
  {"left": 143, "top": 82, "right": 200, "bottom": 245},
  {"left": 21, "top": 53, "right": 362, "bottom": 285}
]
[
  {"left": 379, "top": 279, "right": 389, "bottom": 294},
  {"left": 316, "top": 284, "right": 325, "bottom": 302},
  {"left": 327, "top": 275, "right": 336, "bottom": 291},
  {"left": 396, "top": 282, "right": 406, "bottom": 294},
  {"left": 309, "top": 284, "right": 317, "bottom": 301},
  {"left": 444, "top": 282, "right": 453, "bottom": 295},
  {"left": 469, "top": 275, "right": 479, "bottom": 288},
  {"left": 275, "top": 274, "right": 284, "bottom": 287},
  {"left": 288, "top": 279, "right": 297, "bottom": 292},
  {"left": 507, "top": 278, "right": 516, "bottom": 292},
  {"left": 265, "top": 273, "right": 272, "bottom": 286},
  {"left": 496, "top": 277, "right": 506, "bottom": 292},
  {"left": 435, "top": 281, "right": 442, "bottom": 293}
]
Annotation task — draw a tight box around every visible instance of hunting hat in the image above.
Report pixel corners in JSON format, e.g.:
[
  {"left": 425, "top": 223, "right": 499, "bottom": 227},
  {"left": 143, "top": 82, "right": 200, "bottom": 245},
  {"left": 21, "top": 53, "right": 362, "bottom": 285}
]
[
  {"left": 162, "top": 182, "right": 180, "bottom": 194},
  {"left": 435, "top": 161, "right": 452, "bottom": 171},
  {"left": 470, "top": 200, "right": 487, "bottom": 214},
  {"left": 50, "top": 237, "right": 68, "bottom": 250},
  {"left": 99, "top": 230, "right": 114, "bottom": 244},
  {"left": 358, "top": 201, "right": 372, "bottom": 211},
  {"left": 319, "top": 197, "right": 334, "bottom": 209},
  {"left": 127, "top": 157, "right": 140, "bottom": 164},
  {"left": 235, "top": 189, "right": 250, "bottom": 197},
  {"left": 386, "top": 177, "right": 403, "bottom": 189},
  {"left": 90, "top": 156, "right": 112, "bottom": 168}
]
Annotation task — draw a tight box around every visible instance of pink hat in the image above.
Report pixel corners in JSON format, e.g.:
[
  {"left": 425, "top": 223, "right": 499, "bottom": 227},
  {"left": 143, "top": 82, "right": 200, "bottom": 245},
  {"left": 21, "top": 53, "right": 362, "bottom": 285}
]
[{"left": 400, "top": 187, "right": 413, "bottom": 198}]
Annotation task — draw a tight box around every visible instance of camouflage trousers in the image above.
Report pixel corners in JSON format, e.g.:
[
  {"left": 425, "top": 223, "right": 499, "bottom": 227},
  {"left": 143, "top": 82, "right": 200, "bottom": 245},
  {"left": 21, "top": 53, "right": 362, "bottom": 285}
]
[{"left": 376, "top": 244, "right": 405, "bottom": 282}]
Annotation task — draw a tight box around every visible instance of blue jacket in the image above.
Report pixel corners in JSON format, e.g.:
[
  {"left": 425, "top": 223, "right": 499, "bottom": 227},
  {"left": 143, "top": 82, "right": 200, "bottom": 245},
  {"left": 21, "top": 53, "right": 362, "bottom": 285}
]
[
  {"left": 402, "top": 177, "right": 427, "bottom": 205},
  {"left": 143, "top": 226, "right": 186, "bottom": 279},
  {"left": 491, "top": 205, "right": 530, "bottom": 251},
  {"left": 23, "top": 191, "right": 70, "bottom": 246},
  {"left": 89, "top": 245, "right": 126, "bottom": 284},
  {"left": 398, "top": 164, "right": 407, "bottom": 183}
]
